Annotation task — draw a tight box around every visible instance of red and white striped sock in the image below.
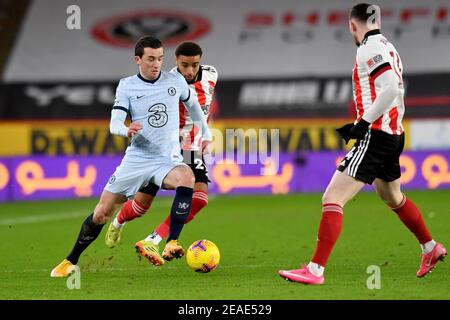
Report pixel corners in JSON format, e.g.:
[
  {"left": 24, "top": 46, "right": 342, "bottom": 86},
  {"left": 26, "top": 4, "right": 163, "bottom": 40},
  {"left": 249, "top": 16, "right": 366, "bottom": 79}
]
[
  {"left": 185, "top": 191, "right": 208, "bottom": 223},
  {"left": 116, "top": 199, "right": 149, "bottom": 225},
  {"left": 311, "top": 203, "right": 344, "bottom": 268},
  {"left": 391, "top": 195, "right": 433, "bottom": 250}
]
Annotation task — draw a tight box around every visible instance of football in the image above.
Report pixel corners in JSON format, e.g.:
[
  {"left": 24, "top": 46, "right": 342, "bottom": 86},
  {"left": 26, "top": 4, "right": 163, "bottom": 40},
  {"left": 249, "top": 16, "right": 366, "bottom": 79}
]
[{"left": 186, "top": 239, "right": 220, "bottom": 273}]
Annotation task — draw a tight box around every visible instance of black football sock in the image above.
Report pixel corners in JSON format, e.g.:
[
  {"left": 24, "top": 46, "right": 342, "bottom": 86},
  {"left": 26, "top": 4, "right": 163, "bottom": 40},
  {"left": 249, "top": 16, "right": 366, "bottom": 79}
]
[
  {"left": 66, "top": 213, "right": 105, "bottom": 264},
  {"left": 167, "top": 186, "right": 194, "bottom": 242}
]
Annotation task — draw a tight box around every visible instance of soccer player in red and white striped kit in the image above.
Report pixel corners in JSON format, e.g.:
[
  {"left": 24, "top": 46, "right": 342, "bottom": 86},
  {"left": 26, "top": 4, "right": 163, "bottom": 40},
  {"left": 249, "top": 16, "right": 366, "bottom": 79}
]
[
  {"left": 105, "top": 41, "right": 218, "bottom": 266},
  {"left": 278, "top": 3, "right": 446, "bottom": 285}
]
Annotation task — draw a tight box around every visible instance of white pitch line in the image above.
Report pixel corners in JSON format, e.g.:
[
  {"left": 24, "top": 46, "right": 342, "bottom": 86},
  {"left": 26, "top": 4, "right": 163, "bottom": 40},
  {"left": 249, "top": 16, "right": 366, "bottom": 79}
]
[
  {"left": 0, "top": 196, "right": 214, "bottom": 227},
  {"left": 0, "top": 211, "right": 87, "bottom": 226}
]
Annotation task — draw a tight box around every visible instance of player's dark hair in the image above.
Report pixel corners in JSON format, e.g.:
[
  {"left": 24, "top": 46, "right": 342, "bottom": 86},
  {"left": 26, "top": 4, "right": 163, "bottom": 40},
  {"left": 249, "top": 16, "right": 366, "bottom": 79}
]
[
  {"left": 175, "top": 42, "right": 203, "bottom": 57},
  {"left": 350, "top": 3, "right": 379, "bottom": 24},
  {"left": 134, "top": 36, "right": 163, "bottom": 57}
]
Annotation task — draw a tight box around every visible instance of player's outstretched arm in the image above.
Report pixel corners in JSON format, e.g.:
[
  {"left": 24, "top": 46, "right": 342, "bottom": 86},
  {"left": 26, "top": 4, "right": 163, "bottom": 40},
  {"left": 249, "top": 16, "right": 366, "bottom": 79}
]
[
  {"left": 347, "top": 69, "right": 400, "bottom": 139},
  {"left": 110, "top": 79, "right": 141, "bottom": 138},
  {"left": 183, "top": 94, "right": 212, "bottom": 142},
  {"left": 110, "top": 109, "right": 142, "bottom": 138},
  {"left": 361, "top": 69, "right": 400, "bottom": 123},
  {"left": 110, "top": 109, "right": 129, "bottom": 137}
]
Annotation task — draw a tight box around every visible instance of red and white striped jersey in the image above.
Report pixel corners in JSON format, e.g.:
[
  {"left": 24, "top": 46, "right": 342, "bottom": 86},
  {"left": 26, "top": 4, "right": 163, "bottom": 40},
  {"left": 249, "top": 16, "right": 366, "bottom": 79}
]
[
  {"left": 352, "top": 29, "right": 405, "bottom": 135},
  {"left": 171, "top": 65, "right": 218, "bottom": 150}
]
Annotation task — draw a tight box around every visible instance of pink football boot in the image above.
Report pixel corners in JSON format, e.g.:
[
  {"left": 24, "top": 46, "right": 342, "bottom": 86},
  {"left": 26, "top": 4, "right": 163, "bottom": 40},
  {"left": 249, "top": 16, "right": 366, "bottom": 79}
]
[
  {"left": 416, "top": 243, "right": 447, "bottom": 278},
  {"left": 278, "top": 264, "right": 324, "bottom": 285}
]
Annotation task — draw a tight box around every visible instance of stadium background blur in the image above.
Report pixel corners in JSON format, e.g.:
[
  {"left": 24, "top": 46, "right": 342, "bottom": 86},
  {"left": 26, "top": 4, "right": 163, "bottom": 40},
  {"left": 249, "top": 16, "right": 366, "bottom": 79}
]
[{"left": 0, "top": 0, "right": 449, "bottom": 300}]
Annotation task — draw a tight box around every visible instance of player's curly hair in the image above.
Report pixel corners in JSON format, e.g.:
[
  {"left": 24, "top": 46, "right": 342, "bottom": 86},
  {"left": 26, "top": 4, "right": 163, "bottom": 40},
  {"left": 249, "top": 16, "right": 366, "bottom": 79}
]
[
  {"left": 175, "top": 42, "right": 203, "bottom": 57},
  {"left": 134, "top": 36, "right": 163, "bottom": 57}
]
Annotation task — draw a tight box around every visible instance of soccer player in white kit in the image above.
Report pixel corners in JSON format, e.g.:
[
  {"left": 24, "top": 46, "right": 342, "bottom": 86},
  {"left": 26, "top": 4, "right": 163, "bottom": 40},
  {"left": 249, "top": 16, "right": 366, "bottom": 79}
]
[
  {"left": 50, "top": 36, "right": 211, "bottom": 277},
  {"left": 104, "top": 42, "right": 218, "bottom": 266},
  {"left": 278, "top": 3, "right": 446, "bottom": 285}
]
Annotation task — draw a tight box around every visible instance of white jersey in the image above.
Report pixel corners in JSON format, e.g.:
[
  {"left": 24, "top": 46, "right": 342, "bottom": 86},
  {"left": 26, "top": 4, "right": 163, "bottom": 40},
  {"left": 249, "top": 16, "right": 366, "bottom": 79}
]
[
  {"left": 170, "top": 65, "right": 218, "bottom": 150},
  {"left": 353, "top": 29, "right": 405, "bottom": 135}
]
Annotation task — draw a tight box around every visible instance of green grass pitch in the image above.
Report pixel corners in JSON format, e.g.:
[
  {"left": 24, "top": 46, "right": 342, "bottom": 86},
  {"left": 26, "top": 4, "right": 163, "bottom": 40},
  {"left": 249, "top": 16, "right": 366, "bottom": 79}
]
[{"left": 0, "top": 190, "right": 448, "bottom": 300}]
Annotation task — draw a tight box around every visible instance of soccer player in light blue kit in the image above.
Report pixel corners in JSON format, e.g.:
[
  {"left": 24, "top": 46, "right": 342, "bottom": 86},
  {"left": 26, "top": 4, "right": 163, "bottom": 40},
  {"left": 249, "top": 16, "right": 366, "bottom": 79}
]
[{"left": 50, "top": 36, "right": 211, "bottom": 277}]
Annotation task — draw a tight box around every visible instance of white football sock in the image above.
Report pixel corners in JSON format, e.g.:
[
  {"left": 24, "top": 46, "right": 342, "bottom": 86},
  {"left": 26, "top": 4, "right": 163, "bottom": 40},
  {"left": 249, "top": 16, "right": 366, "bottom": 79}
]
[
  {"left": 112, "top": 217, "right": 125, "bottom": 229},
  {"left": 421, "top": 240, "right": 436, "bottom": 254},
  {"left": 307, "top": 262, "right": 324, "bottom": 277},
  {"left": 145, "top": 231, "right": 162, "bottom": 245}
]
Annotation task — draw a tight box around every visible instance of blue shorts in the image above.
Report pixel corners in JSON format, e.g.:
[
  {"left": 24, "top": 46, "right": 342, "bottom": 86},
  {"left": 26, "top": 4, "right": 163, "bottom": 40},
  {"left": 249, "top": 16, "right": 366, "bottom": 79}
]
[{"left": 104, "top": 156, "right": 188, "bottom": 198}]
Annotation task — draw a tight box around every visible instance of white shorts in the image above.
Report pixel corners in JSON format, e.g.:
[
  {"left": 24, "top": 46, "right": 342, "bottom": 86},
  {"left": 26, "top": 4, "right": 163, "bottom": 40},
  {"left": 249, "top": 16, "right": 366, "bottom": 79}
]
[{"left": 104, "top": 156, "right": 188, "bottom": 198}]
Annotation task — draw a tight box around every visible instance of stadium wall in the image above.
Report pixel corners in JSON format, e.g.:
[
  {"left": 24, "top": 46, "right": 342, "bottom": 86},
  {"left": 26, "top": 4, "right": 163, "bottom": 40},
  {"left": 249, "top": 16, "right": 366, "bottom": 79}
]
[
  {"left": 1, "top": 74, "right": 450, "bottom": 119},
  {"left": 0, "top": 151, "right": 449, "bottom": 202},
  {"left": 4, "top": 0, "right": 450, "bottom": 82},
  {"left": 2, "top": 118, "right": 450, "bottom": 157},
  {"left": 1, "top": 0, "right": 450, "bottom": 201}
]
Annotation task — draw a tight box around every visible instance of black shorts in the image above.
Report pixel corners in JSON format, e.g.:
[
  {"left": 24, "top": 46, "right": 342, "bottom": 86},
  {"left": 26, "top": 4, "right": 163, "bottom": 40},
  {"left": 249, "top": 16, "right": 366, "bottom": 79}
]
[
  {"left": 181, "top": 150, "right": 210, "bottom": 184},
  {"left": 337, "top": 130, "right": 404, "bottom": 184},
  {"left": 139, "top": 150, "right": 210, "bottom": 196}
]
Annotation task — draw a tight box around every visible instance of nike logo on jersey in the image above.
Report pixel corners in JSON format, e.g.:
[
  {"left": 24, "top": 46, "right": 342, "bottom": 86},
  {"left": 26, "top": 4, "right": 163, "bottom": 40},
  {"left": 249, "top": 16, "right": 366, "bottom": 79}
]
[
  {"left": 175, "top": 211, "right": 188, "bottom": 215},
  {"left": 136, "top": 95, "right": 145, "bottom": 99}
]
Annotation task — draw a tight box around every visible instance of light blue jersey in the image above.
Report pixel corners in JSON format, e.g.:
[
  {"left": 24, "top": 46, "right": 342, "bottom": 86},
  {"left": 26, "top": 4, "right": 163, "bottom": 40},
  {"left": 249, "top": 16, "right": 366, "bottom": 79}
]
[
  {"left": 113, "top": 71, "right": 191, "bottom": 162},
  {"left": 106, "top": 70, "right": 210, "bottom": 196}
]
